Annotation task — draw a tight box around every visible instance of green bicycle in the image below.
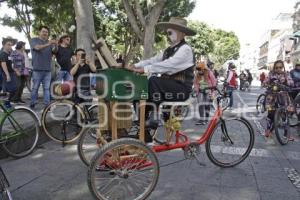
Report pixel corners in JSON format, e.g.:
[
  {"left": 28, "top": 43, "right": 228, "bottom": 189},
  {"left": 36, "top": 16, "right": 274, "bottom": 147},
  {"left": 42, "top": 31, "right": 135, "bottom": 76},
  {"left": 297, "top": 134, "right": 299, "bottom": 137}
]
[{"left": 0, "top": 100, "right": 40, "bottom": 158}]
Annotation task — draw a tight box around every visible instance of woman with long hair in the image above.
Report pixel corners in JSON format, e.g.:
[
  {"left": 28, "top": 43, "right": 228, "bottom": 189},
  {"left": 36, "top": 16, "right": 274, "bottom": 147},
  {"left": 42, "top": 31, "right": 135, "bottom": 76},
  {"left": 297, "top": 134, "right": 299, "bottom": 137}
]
[
  {"left": 193, "top": 62, "right": 217, "bottom": 125},
  {"left": 264, "top": 60, "right": 294, "bottom": 138}
]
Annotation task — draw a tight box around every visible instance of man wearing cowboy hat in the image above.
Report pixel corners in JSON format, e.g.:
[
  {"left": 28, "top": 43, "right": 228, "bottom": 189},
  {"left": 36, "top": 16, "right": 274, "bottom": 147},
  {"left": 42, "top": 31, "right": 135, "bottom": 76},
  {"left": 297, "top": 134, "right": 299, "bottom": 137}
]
[{"left": 129, "top": 17, "right": 196, "bottom": 122}]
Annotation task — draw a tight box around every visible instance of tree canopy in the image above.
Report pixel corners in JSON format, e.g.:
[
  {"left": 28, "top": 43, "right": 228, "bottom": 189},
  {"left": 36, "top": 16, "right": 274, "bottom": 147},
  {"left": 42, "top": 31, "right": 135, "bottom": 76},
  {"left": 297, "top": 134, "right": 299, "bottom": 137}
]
[
  {"left": 0, "top": 0, "right": 240, "bottom": 67},
  {"left": 187, "top": 20, "right": 214, "bottom": 59},
  {"left": 210, "top": 29, "right": 240, "bottom": 67}
]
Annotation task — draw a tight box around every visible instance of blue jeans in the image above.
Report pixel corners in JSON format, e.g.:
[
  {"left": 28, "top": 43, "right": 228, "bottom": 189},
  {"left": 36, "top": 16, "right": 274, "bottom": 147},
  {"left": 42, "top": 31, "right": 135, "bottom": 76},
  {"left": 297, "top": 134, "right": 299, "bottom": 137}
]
[
  {"left": 227, "top": 87, "right": 235, "bottom": 107},
  {"left": 57, "top": 70, "right": 73, "bottom": 82},
  {"left": 31, "top": 71, "right": 51, "bottom": 106},
  {"left": 90, "top": 74, "right": 96, "bottom": 88},
  {"left": 3, "top": 72, "right": 17, "bottom": 101}
]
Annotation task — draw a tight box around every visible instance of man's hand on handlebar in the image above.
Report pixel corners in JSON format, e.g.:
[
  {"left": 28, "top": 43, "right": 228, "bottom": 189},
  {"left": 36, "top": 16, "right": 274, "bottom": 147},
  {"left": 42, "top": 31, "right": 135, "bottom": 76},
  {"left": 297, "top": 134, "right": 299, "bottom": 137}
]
[
  {"left": 125, "top": 64, "right": 145, "bottom": 74},
  {"left": 125, "top": 64, "right": 134, "bottom": 71},
  {"left": 132, "top": 67, "right": 145, "bottom": 74}
]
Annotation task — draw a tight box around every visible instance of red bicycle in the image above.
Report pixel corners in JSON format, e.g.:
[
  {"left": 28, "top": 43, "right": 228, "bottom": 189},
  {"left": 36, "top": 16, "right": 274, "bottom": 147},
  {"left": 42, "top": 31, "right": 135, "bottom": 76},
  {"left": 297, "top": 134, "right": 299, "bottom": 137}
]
[{"left": 87, "top": 87, "right": 255, "bottom": 200}]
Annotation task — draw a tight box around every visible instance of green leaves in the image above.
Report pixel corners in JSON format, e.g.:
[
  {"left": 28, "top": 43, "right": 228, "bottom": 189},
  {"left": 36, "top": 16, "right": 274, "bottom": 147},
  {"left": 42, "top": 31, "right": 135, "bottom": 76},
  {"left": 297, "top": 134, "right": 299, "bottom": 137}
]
[
  {"left": 187, "top": 21, "right": 214, "bottom": 57},
  {"left": 0, "top": 0, "right": 239, "bottom": 67},
  {"left": 210, "top": 29, "right": 240, "bottom": 67},
  {"left": 187, "top": 21, "right": 240, "bottom": 68},
  {"left": 0, "top": 0, "right": 75, "bottom": 41}
]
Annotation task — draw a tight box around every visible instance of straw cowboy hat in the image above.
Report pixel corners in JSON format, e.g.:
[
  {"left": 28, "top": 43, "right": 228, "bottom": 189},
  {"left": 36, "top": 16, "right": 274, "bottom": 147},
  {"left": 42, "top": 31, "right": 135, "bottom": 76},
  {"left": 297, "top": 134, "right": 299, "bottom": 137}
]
[{"left": 156, "top": 17, "right": 196, "bottom": 36}]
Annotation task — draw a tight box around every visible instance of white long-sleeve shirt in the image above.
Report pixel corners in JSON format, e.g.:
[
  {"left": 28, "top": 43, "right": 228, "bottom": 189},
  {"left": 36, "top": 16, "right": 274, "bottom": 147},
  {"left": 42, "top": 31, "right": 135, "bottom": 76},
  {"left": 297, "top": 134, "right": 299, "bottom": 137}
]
[{"left": 134, "top": 44, "right": 194, "bottom": 75}]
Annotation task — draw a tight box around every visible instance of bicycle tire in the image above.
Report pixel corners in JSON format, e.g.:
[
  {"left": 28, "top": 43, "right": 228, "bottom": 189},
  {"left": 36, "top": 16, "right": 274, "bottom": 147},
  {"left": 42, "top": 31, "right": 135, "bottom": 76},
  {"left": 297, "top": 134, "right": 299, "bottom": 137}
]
[
  {"left": 87, "top": 104, "right": 98, "bottom": 123},
  {"left": 41, "top": 100, "right": 85, "bottom": 144},
  {"left": 78, "top": 125, "right": 143, "bottom": 166},
  {"left": 205, "top": 117, "right": 255, "bottom": 168},
  {"left": 0, "top": 107, "right": 40, "bottom": 158},
  {"left": 77, "top": 125, "right": 113, "bottom": 166},
  {"left": 88, "top": 138, "right": 159, "bottom": 200},
  {"left": 288, "top": 113, "right": 299, "bottom": 127},
  {"left": 274, "top": 107, "right": 290, "bottom": 145},
  {"left": 256, "top": 94, "right": 266, "bottom": 114}
]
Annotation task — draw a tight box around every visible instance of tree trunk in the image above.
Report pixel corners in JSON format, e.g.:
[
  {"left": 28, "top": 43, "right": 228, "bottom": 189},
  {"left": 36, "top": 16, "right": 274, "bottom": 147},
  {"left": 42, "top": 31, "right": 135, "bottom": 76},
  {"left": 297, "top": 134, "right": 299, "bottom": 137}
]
[
  {"left": 73, "top": 0, "right": 96, "bottom": 61},
  {"left": 122, "top": 0, "right": 165, "bottom": 60},
  {"left": 143, "top": 24, "right": 155, "bottom": 59}
]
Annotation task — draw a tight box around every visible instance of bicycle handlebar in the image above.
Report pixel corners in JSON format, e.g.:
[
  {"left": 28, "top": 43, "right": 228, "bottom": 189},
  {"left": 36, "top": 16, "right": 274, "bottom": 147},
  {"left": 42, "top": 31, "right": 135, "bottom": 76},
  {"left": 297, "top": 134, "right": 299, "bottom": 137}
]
[
  {"left": 203, "top": 87, "right": 222, "bottom": 95},
  {"left": 267, "top": 82, "right": 292, "bottom": 92}
]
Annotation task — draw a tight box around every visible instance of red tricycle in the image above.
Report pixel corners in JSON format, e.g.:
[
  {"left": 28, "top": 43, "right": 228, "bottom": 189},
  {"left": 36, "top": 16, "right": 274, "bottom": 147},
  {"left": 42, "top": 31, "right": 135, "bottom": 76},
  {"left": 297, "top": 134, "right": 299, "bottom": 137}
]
[{"left": 87, "top": 86, "right": 255, "bottom": 200}]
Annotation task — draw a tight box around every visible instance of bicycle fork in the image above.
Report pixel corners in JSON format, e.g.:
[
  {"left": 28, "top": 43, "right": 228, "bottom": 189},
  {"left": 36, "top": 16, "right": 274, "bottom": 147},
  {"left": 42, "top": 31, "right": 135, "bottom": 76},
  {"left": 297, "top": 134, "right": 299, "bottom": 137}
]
[{"left": 220, "top": 119, "right": 234, "bottom": 145}]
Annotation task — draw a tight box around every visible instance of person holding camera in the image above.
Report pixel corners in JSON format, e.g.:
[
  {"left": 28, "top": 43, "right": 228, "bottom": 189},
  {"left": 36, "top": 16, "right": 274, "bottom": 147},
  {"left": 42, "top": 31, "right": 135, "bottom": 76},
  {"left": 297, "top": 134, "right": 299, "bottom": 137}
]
[
  {"left": 54, "top": 34, "right": 73, "bottom": 82},
  {"left": 30, "top": 25, "right": 57, "bottom": 109},
  {"left": 70, "top": 48, "right": 96, "bottom": 103}
]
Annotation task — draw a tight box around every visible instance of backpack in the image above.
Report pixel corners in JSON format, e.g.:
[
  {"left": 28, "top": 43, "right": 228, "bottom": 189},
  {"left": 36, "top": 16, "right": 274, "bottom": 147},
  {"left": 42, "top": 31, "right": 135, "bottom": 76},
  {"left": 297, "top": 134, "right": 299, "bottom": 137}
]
[{"left": 228, "top": 71, "right": 237, "bottom": 88}]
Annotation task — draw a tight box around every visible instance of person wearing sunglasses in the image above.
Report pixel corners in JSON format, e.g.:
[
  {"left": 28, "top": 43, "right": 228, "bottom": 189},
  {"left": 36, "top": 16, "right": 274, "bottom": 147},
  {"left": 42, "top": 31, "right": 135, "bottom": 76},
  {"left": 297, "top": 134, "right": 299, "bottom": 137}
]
[
  {"left": 263, "top": 60, "right": 294, "bottom": 138},
  {"left": 127, "top": 17, "right": 196, "bottom": 134}
]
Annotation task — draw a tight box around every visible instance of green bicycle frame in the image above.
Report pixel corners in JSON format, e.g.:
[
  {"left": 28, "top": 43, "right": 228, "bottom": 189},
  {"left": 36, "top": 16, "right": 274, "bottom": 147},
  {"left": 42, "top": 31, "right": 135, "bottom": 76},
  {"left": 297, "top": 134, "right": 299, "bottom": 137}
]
[{"left": 0, "top": 103, "right": 25, "bottom": 143}]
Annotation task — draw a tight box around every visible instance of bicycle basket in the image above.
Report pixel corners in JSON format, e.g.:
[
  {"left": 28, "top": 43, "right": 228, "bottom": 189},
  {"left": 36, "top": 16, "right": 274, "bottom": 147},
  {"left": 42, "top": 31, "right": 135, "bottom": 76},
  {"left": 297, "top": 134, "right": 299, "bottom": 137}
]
[{"left": 0, "top": 167, "right": 9, "bottom": 191}]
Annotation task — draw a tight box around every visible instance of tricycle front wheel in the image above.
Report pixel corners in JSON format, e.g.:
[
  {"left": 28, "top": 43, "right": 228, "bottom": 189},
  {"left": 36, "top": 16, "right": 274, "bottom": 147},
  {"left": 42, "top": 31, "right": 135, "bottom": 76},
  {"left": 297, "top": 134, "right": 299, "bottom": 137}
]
[{"left": 88, "top": 138, "right": 159, "bottom": 200}]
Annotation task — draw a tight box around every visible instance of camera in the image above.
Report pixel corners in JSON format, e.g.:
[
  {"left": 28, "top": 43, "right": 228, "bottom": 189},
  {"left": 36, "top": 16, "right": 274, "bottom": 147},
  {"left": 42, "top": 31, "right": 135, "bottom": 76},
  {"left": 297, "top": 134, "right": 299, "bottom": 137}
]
[
  {"left": 51, "top": 34, "right": 57, "bottom": 40},
  {"left": 81, "top": 53, "right": 86, "bottom": 60}
]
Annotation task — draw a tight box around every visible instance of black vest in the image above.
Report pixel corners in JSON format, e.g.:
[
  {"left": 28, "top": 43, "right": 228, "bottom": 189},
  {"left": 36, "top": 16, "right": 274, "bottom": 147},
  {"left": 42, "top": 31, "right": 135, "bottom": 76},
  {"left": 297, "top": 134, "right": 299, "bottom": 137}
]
[{"left": 161, "top": 40, "right": 194, "bottom": 89}]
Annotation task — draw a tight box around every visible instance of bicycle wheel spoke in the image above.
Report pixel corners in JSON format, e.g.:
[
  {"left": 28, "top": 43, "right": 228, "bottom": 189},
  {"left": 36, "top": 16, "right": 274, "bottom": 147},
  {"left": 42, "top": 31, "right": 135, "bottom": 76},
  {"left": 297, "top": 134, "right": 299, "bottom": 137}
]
[
  {"left": 42, "top": 101, "right": 84, "bottom": 143},
  {"left": 1, "top": 108, "right": 39, "bottom": 158},
  {"left": 88, "top": 139, "right": 159, "bottom": 200},
  {"left": 206, "top": 118, "right": 254, "bottom": 167},
  {"left": 274, "top": 108, "right": 290, "bottom": 145}
]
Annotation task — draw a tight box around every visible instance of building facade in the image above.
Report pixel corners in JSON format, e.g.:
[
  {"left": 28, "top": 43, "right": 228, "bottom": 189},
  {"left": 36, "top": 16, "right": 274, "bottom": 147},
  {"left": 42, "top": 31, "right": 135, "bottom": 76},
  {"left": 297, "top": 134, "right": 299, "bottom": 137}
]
[
  {"left": 258, "top": 13, "right": 293, "bottom": 71},
  {"left": 290, "top": 1, "right": 300, "bottom": 64}
]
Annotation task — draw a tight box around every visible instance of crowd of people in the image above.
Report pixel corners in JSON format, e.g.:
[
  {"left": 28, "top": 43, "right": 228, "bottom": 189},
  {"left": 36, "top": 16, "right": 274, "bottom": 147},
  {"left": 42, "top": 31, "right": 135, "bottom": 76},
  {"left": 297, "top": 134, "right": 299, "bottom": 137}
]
[
  {"left": 0, "top": 22, "right": 247, "bottom": 130},
  {"left": 0, "top": 38, "right": 30, "bottom": 104},
  {"left": 0, "top": 25, "right": 97, "bottom": 109},
  {"left": 1, "top": 22, "right": 299, "bottom": 141}
]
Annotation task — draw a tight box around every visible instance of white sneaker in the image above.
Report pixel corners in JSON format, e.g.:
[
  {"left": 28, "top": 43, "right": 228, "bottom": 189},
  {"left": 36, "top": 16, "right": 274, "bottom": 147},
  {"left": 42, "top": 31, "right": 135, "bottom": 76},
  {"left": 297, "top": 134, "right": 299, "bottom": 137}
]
[{"left": 146, "top": 142, "right": 156, "bottom": 147}]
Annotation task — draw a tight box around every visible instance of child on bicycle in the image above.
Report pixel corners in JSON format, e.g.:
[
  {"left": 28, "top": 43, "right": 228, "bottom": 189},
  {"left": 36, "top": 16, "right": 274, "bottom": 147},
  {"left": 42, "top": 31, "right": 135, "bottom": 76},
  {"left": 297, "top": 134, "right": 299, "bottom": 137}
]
[
  {"left": 193, "top": 61, "right": 217, "bottom": 125},
  {"left": 263, "top": 60, "right": 294, "bottom": 138}
]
